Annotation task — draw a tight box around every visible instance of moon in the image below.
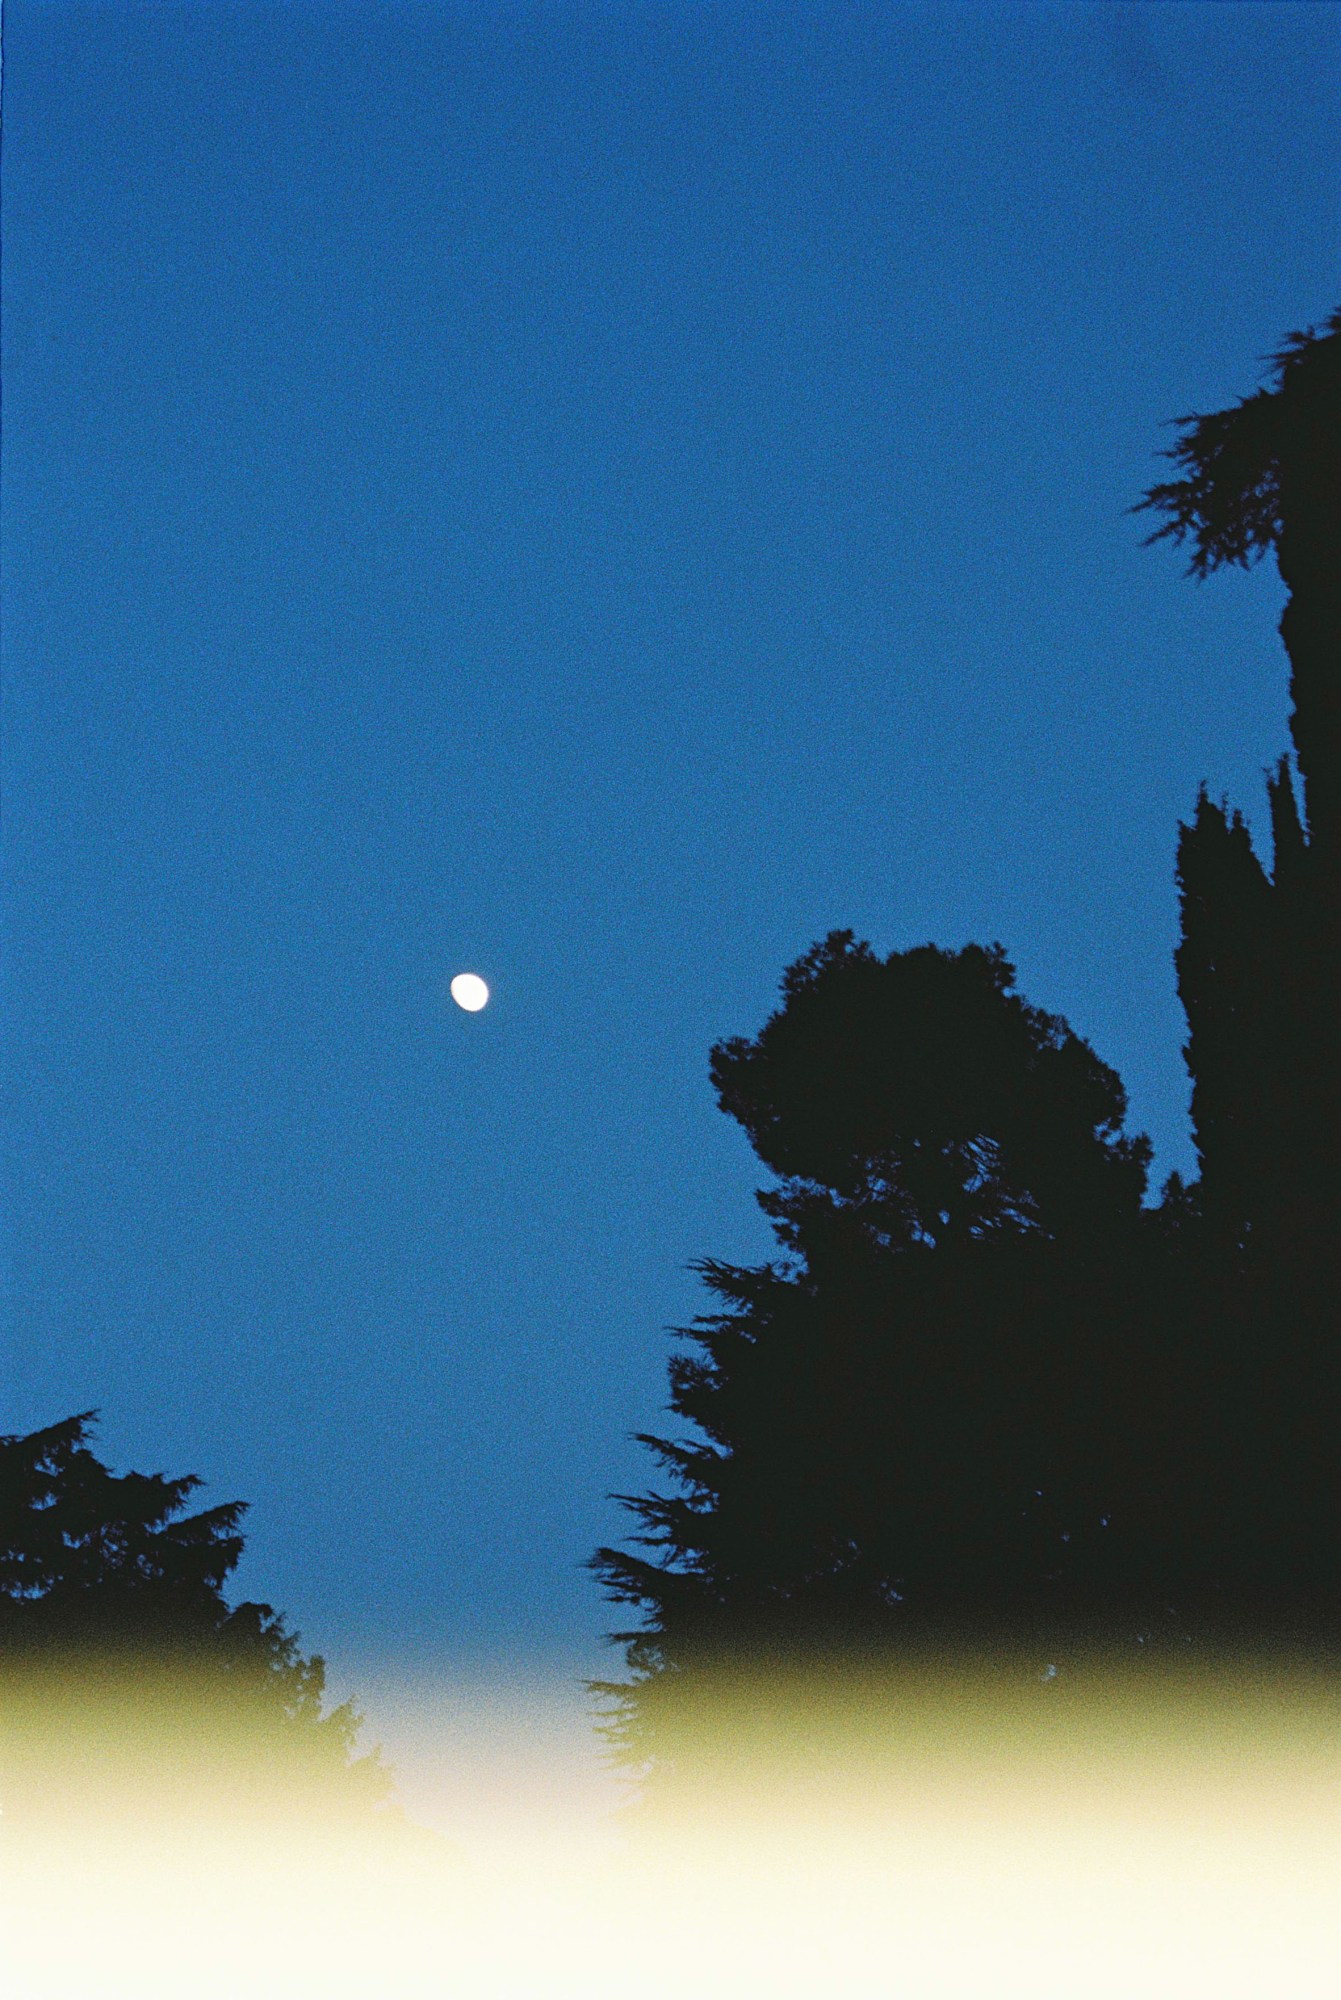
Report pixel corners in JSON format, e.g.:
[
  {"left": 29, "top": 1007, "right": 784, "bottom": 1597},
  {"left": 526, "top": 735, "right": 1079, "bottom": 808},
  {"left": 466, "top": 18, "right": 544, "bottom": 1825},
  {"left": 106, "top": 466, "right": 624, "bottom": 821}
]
[{"left": 450, "top": 972, "right": 490, "bottom": 1012}]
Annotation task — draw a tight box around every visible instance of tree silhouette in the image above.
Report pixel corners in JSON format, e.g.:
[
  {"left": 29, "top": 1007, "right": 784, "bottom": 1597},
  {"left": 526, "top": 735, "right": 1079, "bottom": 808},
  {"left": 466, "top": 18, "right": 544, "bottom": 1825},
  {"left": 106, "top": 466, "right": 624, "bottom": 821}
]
[
  {"left": 1141, "top": 307, "right": 1340, "bottom": 1640},
  {"left": 1141, "top": 313, "right": 1339, "bottom": 1257},
  {"left": 0, "top": 1412, "right": 390, "bottom": 1815},
  {"left": 596, "top": 310, "right": 1341, "bottom": 1768},
  {"left": 1138, "top": 309, "right": 1341, "bottom": 878},
  {"left": 593, "top": 937, "right": 1178, "bottom": 1753},
  {"left": 2, "top": 1411, "right": 245, "bottom": 1638}
]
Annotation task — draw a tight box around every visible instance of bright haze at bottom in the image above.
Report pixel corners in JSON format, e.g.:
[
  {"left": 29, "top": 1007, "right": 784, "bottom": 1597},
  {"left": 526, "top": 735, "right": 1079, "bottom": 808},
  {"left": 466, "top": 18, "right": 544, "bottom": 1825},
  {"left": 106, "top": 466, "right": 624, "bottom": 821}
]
[{"left": 4, "top": 1653, "right": 1336, "bottom": 2000}]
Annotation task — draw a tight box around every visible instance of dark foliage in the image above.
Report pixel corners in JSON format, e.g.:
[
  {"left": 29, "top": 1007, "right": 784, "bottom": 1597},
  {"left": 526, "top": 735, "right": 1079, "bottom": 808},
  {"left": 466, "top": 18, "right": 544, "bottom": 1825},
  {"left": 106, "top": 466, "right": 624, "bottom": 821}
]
[
  {"left": 597, "top": 310, "right": 1340, "bottom": 1766},
  {"left": 1138, "top": 306, "right": 1341, "bottom": 868},
  {"left": 1152, "top": 310, "right": 1341, "bottom": 1640},
  {"left": 1135, "top": 307, "right": 1340, "bottom": 577},
  {"left": 592, "top": 938, "right": 1190, "bottom": 1737},
  {"left": 0, "top": 1412, "right": 387, "bottom": 1802},
  {"left": 0, "top": 1412, "right": 246, "bottom": 1637},
  {"left": 709, "top": 933, "right": 1150, "bottom": 1257}
]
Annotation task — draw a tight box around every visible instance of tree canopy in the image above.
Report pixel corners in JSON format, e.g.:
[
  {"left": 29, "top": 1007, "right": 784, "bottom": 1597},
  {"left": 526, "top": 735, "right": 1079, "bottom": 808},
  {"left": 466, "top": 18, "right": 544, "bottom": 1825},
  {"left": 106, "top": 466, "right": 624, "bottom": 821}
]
[
  {"left": 710, "top": 931, "right": 1149, "bottom": 1257},
  {"left": 593, "top": 936, "right": 1176, "bottom": 1747},
  {"left": 596, "top": 310, "right": 1341, "bottom": 1773}
]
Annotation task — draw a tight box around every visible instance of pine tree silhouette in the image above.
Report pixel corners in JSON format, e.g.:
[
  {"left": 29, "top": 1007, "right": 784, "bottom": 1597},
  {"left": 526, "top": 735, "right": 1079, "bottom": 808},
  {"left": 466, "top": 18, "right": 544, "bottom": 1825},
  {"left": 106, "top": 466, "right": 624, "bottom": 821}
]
[{"left": 0, "top": 1412, "right": 392, "bottom": 1819}]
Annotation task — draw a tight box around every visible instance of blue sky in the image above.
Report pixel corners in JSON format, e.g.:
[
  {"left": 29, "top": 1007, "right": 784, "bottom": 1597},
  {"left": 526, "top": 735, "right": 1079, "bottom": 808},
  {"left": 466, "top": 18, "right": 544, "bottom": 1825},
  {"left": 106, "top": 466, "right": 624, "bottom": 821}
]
[{"left": 3, "top": 1, "right": 1338, "bottom": 1672}]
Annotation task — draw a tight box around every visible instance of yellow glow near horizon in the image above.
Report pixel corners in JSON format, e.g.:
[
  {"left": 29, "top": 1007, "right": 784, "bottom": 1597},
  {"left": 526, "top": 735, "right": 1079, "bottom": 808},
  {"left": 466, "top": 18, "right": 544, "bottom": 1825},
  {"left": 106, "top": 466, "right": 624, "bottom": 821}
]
[{"left": 2, "top": 1653, "right": 1337, "bottom": 1998}]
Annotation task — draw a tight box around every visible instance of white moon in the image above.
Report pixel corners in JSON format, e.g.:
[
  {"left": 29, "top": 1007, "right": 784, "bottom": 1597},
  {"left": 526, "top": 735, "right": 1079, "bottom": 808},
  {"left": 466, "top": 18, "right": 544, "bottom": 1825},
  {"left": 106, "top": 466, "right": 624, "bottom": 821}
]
[{"left": 450, "top": 972, "right": 490, "bottom": 1012}]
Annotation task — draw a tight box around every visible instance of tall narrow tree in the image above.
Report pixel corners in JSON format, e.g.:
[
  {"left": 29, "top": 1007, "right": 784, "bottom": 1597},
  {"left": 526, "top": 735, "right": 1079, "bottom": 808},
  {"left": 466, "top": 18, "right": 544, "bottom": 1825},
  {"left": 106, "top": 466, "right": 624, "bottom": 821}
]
[{"left": 1141, "top": 309, "right": 1340, "bottom": 1635}]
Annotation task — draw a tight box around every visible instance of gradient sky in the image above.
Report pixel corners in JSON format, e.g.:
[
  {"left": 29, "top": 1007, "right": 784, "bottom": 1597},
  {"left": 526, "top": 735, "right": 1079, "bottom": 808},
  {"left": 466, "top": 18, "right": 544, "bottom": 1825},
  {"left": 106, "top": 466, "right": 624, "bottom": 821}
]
[{"left": 3, "top": 1, "right": 1339, "bottom": 1677}]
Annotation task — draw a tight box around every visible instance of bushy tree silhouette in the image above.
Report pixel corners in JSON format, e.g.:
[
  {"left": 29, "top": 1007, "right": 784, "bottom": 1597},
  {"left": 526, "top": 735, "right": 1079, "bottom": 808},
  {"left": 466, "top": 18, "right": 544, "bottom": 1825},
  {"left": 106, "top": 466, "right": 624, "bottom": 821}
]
[
  {"left": 593, "top": 937, "right": 1181, "bottom": 1750},
  {"left": 708, "top": 934, "right": 1149, "bottom": 1256}
]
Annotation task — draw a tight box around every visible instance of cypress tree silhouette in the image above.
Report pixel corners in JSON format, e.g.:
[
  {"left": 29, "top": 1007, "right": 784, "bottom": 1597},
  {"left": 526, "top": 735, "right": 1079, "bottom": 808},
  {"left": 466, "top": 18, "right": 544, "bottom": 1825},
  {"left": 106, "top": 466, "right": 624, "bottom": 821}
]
[
  {"left": 1142, "top": 310, "right": 1340, "bottom": 1640},
  {"left": 1173, "top": 791, "right": 1281, "bottom": 1256},
  {"left": 1142, "top": 314, "right": 1340, "bottom": 1266}
]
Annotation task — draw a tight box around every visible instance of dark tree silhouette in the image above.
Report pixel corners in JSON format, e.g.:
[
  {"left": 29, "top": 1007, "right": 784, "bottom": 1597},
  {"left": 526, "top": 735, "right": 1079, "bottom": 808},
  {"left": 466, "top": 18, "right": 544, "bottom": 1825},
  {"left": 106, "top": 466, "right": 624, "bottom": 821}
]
[
  {"left": 708, "top": 934, "right": 1149, "bottom": 1255},
  {"left": 1138, "top": 309, "right": 1341, "bottom": 877},
  {"left": 0, "top": 1412, "right": 389, "bottom": 1812},
  {"left": 2, "top": 1411, "right": 246, "bottom": 1638},
  {"left": 1143, "top": 309, "right": 1339, "bottom": 1637},
  {"left": 1141, "top": 314, "right": 1340, "bottom": 1263},
  {"left": 596, "top": 311, "right": 1341, "bottom": 1772},
  {"left": 593, "top": 937, "right": 1177, "bottom": 1753}
]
